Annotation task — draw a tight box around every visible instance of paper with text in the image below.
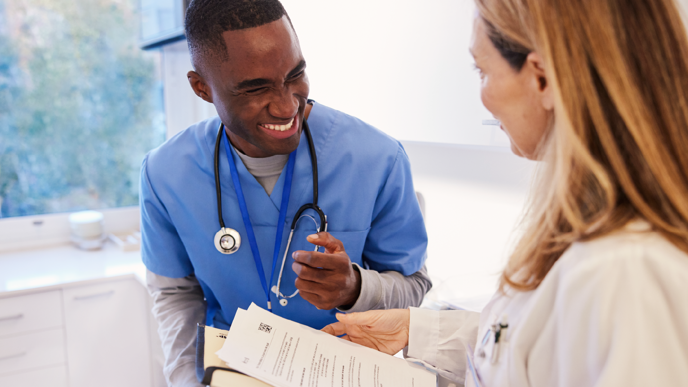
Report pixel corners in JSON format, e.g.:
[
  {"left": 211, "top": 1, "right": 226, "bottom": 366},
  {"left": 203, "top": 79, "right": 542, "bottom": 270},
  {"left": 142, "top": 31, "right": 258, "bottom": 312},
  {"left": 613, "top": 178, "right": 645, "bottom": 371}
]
[{"left": 216, "top": 304, "right": 436, "bottom": 387}]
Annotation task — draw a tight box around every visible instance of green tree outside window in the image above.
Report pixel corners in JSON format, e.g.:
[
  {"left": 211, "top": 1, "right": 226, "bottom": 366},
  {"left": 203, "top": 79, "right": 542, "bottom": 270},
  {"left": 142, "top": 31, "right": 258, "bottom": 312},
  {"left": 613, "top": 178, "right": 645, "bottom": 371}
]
[{"left": 0, "top": 0, "right": 166, "bottom": 218}]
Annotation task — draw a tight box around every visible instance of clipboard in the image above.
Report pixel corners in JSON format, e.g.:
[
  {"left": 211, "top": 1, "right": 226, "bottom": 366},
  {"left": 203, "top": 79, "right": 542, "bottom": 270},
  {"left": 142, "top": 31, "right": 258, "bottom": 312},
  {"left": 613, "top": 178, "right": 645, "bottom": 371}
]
[{"left": 196, "top": 324, "right": 273, "bottom": 386}]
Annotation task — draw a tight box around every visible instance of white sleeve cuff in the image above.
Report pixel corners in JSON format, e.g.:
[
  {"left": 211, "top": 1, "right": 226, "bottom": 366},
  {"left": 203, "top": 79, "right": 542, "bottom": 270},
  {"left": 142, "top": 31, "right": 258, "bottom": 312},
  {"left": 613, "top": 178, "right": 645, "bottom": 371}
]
[{"left": 408, "top": 307, "right": 440, "bottom": 366}]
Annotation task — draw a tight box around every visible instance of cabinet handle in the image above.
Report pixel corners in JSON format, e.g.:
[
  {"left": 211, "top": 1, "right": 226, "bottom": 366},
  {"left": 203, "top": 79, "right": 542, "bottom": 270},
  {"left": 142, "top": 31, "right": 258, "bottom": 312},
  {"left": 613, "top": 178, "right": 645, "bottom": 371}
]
[
  {"left": 0, "top": 313, "right": 24, "bottom": 322},
  {"left": 74, "top": 290, "right": 115, "bottom": 300},
  {"left": 0, "top": 352, "right": 27, "bottom": 361}
]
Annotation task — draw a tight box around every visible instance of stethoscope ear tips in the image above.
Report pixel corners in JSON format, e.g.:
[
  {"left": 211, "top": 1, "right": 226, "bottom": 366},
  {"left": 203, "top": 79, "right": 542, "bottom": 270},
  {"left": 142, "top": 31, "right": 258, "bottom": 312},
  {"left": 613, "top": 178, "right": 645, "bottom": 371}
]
[{"left": 272, "top": 286, "right": 289, "bottom": 306}]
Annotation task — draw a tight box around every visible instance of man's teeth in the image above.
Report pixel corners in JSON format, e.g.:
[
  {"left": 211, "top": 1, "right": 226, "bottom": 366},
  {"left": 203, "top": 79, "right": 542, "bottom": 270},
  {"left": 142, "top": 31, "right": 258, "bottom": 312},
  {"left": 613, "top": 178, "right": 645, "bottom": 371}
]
[{"left": 262, "top": 118, "right": 294, "bottom": 131}]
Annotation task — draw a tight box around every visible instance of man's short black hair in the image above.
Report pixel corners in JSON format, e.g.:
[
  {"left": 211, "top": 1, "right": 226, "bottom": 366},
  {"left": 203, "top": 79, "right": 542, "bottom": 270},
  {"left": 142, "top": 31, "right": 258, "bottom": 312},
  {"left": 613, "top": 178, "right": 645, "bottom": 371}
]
[{"left": 185, "top": 0, "right": 288, "bottom": 68}]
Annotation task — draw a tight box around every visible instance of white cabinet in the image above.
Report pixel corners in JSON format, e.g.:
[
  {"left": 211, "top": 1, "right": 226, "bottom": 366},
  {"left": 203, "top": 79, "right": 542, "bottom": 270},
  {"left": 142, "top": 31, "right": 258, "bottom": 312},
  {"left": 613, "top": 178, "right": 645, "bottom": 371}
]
[
  {"left": 0, "top": 328, "right": 66, "bottom": 375},
  {"left": 0, "top": 290, "right": 67, "bottom": 385},
  {"left": 0, "top": 276, "right": 160, "bottom": 387},
  {"left": 62, "top": 279, "right": 152, "bottom": 387},
  {"left": 0, "top": 291, "right": 63, "bottom": 337}
]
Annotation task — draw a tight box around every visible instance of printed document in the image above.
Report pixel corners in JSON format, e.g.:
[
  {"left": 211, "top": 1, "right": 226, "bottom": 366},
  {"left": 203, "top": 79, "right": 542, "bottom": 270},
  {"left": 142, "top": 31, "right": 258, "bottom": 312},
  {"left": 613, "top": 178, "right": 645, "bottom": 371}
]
[{"left": 216, "top": 303, "right": 436, "bottom": 387}]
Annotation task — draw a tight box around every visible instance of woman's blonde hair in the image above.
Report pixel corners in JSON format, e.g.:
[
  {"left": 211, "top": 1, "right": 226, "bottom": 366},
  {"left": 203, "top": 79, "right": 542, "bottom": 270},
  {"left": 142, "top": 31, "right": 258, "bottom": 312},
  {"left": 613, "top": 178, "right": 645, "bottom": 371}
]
[{"left": 475, "top": 0, "right": 688, "bottom": 291}]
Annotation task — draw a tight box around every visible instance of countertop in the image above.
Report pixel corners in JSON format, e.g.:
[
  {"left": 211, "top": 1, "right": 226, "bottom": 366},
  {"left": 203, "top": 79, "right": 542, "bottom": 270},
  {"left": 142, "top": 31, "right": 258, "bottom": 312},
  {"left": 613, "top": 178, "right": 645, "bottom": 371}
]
[
  {"left": 0, "top": 241, "right": 146, "bottom": 299},
  {"left": 0, "top": 240, "right": 494, "bottom": 311}
]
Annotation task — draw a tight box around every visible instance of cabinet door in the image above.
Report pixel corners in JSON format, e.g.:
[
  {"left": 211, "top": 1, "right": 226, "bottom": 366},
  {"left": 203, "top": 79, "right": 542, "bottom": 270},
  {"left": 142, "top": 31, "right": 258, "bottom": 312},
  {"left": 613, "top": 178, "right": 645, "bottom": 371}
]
[
  {"left": 0, "top": 328, "right": 65, "bottom": 376},
  {"left": 0, "top": 290, "right": 63, "bottom": 338},
  {"left": 62, "top": 279, "right": 151, "bottom": 387}
]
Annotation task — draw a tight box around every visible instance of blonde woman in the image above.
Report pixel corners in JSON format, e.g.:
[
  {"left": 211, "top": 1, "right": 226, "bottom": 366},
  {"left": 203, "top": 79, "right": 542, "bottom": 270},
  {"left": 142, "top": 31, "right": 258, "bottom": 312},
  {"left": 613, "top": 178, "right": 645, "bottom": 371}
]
[{"left": 322, "top": 0, "right": 688, "bottom": 385}]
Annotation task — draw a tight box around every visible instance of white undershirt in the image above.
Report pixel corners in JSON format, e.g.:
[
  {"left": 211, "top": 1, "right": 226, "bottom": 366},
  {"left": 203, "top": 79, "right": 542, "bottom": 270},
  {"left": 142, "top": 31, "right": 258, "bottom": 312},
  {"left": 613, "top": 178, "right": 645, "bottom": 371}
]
[{"left": 233, "top": 146, "right": 289, "bottom": 196}]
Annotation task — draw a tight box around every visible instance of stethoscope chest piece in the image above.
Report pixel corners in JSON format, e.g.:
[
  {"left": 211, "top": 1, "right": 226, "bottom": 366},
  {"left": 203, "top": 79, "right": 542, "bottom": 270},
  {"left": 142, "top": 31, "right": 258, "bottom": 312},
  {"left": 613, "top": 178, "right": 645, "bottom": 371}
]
[{"left": 214, "top": 227, "right": 241, "bottom": 254}]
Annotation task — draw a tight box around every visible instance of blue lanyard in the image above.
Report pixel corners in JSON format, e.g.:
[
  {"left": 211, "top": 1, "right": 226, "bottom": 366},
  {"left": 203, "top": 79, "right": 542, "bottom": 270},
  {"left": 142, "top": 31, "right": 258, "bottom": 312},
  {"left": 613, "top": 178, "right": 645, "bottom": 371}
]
[{"left": 222, "top": 132, "right": 296, "bottom": 312}]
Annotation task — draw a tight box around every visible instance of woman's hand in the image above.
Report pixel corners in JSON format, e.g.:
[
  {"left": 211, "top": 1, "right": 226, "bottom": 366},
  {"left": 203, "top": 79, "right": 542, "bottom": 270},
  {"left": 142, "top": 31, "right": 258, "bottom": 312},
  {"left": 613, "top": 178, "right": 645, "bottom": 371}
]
[{"left": 321, "top": 309, "right": 410, "bottom": 355}]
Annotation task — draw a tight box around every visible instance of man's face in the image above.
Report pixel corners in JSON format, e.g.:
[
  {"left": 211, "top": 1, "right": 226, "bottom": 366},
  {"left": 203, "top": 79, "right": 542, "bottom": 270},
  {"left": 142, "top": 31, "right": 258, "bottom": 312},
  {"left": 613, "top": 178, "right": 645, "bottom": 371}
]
[{"left": 197, "top": 16, "right": 309, "bottom": 157}]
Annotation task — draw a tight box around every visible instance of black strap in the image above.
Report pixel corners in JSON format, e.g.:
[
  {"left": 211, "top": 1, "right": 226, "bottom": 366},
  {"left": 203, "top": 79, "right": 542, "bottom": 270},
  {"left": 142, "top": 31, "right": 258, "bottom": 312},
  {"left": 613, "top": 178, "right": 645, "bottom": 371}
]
[{"left": 214, "top": 125, "right": 226, "bottom": 229}]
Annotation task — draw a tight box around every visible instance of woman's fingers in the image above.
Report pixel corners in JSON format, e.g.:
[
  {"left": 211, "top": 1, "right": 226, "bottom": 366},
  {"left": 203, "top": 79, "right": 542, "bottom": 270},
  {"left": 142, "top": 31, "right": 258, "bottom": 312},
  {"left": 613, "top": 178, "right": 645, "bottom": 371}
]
[
  {"left": 335, "top": 311, "right": 375, "bottom": 326},
  {"left": 321, "top": 324, "right": 336, "bottom": 336},
  {"left": 337, "top": 310, "right": 408, "bottom": 333},
  {"left": 321, "top": 321, "right": 348, "bottom": 337}
]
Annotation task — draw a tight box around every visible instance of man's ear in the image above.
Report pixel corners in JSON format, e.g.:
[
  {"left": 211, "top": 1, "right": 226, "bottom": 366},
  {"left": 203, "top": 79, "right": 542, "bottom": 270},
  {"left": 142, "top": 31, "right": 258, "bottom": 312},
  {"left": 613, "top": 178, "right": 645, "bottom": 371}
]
[
  {"left": 188, "top": 71, "right": 213, "bottom": 103},
  {"left": 525, "top": 52, "right": 554, "bottom": 111}
]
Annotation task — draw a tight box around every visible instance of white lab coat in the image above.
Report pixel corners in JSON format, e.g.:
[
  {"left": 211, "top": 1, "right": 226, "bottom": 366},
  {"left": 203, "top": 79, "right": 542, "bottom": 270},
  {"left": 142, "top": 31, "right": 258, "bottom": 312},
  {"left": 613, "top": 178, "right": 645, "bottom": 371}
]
[{"left": 407, "top": 221, "right": 688, "bottom": 386}]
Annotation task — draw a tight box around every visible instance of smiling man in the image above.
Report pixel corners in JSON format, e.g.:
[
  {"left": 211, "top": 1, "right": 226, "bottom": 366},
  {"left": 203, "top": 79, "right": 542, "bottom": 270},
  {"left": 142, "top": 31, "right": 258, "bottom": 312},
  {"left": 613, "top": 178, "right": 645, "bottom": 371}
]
[{"left": 140, "top": 0, "right": 430, "bottom": 385}]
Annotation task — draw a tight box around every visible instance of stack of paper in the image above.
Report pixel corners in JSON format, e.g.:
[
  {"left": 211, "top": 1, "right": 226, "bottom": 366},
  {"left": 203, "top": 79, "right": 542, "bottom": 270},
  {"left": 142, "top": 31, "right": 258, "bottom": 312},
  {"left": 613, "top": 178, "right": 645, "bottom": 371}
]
[{"left": 217, "top": 303, "right": 436, "bottom": 387}]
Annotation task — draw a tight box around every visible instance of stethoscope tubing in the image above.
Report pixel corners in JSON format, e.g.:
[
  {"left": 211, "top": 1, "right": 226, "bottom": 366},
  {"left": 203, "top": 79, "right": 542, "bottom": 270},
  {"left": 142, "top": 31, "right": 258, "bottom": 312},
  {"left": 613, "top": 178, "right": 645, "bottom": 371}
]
[
  {"left": 274, "top": 213, "right": 328, "bottom": 300},
  {"left": 213, "top": 116, "right": 328, "bottom": 307},
  {"left": 214, "top": 125, "right": 227, "bottom": 229}
]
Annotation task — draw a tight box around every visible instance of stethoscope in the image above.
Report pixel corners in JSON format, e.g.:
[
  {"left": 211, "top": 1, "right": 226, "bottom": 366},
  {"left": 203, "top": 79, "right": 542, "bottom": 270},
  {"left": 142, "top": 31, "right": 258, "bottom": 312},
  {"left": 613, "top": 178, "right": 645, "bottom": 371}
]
[{"left": 212, "top": 118, "right": 327, "bottom": 309}]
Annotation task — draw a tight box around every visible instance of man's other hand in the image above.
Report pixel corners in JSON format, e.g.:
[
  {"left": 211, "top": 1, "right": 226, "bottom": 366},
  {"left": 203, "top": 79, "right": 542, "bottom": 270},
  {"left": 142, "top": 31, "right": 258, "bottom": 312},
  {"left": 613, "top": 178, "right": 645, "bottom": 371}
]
[{"left": 291, "top": 232, "right": 361, "bottom": 310}]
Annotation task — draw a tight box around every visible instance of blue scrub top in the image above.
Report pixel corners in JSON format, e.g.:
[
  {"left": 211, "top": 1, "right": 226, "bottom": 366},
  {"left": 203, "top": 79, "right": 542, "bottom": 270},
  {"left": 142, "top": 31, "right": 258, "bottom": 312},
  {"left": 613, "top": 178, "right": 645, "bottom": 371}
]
[{"left": 140, "top": 102, "right": 428, "bottom": 329}]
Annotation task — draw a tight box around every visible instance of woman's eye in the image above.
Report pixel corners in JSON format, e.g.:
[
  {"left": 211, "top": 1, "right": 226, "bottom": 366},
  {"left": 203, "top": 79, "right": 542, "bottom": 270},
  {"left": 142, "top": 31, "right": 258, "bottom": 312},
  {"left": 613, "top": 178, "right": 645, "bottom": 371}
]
[{"left": 472, "top": 64, "right": 485, "bottom": 79}]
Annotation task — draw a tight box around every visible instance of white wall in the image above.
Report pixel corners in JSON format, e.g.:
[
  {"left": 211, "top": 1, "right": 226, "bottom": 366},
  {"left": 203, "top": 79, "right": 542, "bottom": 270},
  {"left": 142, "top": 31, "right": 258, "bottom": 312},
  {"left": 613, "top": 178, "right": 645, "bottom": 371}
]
[
  {"left": 162, "top": 1, "right": 511, "bottom": 147},
  {"left": 162, "top": 0, "right": 688, "bottom": 141},
  {"left": 280, "top": 0, "right": 509, "bottom": 146},
  {"left": 402, "top": 142, "right": 535, "bottom": 301}
]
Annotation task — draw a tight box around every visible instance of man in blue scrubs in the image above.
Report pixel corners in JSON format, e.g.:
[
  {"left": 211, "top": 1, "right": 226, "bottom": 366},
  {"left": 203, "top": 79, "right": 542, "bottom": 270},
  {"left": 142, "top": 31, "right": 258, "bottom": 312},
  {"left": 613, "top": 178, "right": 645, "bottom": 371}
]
[{"left": 141, "top": 1, "right": 430, "bottom": 385}]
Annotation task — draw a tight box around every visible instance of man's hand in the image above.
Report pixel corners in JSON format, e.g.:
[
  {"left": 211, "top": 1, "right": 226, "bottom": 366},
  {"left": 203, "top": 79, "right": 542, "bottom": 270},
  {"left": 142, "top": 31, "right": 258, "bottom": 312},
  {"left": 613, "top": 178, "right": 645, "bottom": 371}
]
[
  {"left": 292, "top": 232, "right": 361, "bottom": 310},
  {"left": 321, "top": 309, "right": 410, "bottom": 355}
]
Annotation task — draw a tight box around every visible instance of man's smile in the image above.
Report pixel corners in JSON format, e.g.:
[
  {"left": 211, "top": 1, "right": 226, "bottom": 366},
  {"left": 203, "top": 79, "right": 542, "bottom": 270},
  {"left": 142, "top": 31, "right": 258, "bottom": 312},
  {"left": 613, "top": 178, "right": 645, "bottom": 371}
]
[
  {"left": 258, "top": 114, "right": 300, "bottom": 140},
  {"left": 259, "top": 117, "right": 295, "bottom": 132}
]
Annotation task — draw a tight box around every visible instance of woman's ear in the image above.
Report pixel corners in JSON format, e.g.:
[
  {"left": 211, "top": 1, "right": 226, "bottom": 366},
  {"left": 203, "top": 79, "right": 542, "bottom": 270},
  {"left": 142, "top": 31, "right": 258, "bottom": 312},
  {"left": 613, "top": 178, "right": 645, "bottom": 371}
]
[
  {"left": 187, "top": 71, "right": 213, "bottom": 103},
  {"left": 525, "top": 52, "right": 554, "bottom": 111}
]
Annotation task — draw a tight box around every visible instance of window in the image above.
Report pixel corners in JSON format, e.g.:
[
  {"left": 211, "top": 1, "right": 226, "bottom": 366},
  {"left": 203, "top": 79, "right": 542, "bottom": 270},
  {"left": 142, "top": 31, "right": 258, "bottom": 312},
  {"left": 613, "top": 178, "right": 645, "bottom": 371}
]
[{"left": 0, "top": 0, "right": 166, "bottom": 218}]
